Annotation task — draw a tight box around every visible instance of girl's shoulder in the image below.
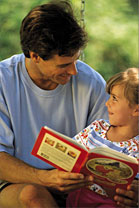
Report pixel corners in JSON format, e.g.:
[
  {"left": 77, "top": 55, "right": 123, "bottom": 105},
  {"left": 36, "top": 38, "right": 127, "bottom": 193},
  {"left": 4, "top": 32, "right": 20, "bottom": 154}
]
[
  {"left": 89, "top": 119, "right": 110, "bottom": 138},
  {"left": 91, "top": 119, "right": 110, "bottom": 130},
  {"left": 114, "top": 136, "right": 139, "bottom": 158}
]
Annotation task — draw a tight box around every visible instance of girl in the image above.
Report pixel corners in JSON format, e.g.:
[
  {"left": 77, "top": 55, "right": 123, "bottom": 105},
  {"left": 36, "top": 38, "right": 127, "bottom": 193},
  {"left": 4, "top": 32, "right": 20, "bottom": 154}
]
[{"left": 67, "top": 68, "right": 139, "bottom": 208}]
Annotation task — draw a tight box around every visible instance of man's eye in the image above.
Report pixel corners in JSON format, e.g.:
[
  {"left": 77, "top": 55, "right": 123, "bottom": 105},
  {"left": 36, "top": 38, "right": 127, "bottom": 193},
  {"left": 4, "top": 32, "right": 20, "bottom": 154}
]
[{"left": 59, "top": 64, "right": 70, "bottom": 69}]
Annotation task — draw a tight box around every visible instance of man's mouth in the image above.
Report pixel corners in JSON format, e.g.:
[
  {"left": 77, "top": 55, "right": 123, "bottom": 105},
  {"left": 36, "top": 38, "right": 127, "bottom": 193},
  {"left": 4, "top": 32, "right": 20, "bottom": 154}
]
[
  {"left": 60, "top": 74, "right": 71, "bottom": 79},
  {"left": 58, "top": 74, "right": 71, "bottom": 83},
  {"left": 61, "top": 73, "right": 69, "bottom": 77}
]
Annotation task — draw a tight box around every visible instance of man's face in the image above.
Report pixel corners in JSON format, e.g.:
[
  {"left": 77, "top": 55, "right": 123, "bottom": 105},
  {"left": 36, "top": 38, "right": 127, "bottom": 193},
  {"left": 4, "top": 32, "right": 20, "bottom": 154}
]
[{"left": 28, "top": 51, "right": 80, "bottom": 89}]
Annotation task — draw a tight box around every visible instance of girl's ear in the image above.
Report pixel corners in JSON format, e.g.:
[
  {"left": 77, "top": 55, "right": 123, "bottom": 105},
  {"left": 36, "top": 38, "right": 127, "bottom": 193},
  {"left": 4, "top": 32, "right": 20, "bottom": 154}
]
[
  {"left": 132, "top": 104, "right": 139, "bottom": 116},
  {"left": 29, "top": 51, "right": 40, "bottom": 63}
]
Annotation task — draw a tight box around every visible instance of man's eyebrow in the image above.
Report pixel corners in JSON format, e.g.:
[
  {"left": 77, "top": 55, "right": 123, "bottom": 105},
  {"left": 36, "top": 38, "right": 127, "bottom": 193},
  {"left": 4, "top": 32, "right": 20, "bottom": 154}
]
[
  {"left": 57, "top": 55, "right": 80, "bottom": 68},
  {"left": 57, "top": 62, "right": 72, "bottom": 68}
]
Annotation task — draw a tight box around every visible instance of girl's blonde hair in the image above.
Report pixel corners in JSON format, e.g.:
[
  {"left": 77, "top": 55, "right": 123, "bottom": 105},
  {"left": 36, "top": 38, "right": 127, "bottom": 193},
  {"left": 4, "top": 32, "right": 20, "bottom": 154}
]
[{"left": 106, "top": 68, "right": 139, "bottom": 105}]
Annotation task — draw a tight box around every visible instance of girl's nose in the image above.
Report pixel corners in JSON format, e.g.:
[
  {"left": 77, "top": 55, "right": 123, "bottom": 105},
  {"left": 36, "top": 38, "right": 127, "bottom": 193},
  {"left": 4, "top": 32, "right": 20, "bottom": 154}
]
[
  {"left": 105, "top": 98, "right": 110, "bottom": 107},
  {"left": 105, "top": 100, "right": 108, "bottom": 107}
]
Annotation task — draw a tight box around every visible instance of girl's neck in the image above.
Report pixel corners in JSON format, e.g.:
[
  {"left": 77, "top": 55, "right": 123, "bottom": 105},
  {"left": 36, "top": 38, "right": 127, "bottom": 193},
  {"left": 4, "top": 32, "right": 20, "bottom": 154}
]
[{"left": 106, "top": 125, "right": 138, "bottom": 142}]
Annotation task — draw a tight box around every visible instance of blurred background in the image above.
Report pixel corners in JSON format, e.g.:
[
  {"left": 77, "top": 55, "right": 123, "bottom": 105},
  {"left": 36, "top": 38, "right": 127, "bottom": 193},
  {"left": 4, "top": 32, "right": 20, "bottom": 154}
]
[{"left": 0, "top": 0, "right": 138, "bottom": 80}]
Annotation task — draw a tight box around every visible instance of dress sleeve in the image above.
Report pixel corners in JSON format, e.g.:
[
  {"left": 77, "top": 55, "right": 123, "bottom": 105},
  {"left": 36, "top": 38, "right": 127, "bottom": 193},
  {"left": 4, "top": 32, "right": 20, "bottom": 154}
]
[{"left": 73, "top": 120, "right": 99, "bottom": 150}]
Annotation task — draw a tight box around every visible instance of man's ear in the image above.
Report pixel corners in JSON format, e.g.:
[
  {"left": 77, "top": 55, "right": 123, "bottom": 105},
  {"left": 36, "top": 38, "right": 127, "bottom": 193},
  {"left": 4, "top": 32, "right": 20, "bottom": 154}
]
[
  {"left": 132, "top": 104, "right": 139, "bottom": 116},
  {"left": 29, "top": 51, "right": 40, "bottom": 63}
]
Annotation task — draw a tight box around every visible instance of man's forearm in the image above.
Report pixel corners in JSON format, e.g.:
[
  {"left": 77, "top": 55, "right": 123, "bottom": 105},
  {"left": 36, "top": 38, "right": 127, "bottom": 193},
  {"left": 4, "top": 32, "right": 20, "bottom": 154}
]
[
  {"left": 0, "top": 152, "right": 95, "bottom": 192},
  {"left": 0, "top": 152, "right": 41, "bottom": 184}
]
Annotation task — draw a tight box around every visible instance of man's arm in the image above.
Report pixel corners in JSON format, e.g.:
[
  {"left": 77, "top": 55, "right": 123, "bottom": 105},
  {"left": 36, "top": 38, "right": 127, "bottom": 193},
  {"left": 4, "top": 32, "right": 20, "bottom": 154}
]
[{"left": 0, "top": 152, "right": 94, "bottom": 192}]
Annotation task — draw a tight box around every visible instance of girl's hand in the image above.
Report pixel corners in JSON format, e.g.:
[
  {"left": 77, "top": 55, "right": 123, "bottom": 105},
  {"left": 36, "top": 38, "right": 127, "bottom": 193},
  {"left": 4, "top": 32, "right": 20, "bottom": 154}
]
[{"left": 114, "top": 179, "right": 138, "bottom": 208}]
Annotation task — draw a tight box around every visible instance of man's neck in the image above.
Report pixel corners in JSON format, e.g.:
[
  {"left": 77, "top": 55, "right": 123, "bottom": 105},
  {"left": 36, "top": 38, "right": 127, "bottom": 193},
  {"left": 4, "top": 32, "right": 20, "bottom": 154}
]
[{"left": 25, "top": 58, "right": 58, "bottom": 90}]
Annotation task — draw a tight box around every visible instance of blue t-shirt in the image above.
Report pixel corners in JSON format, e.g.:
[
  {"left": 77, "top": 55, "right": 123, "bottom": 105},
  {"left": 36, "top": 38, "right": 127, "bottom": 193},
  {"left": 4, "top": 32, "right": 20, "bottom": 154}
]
[{"left": 0, "top": 54, "right": 108, "bottom": 169}]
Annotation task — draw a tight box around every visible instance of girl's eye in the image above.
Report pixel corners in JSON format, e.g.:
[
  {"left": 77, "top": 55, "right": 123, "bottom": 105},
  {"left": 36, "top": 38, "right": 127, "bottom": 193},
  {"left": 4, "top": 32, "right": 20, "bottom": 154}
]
[{"left": 112, "top": 95, "right": 117, "bottom": 101}]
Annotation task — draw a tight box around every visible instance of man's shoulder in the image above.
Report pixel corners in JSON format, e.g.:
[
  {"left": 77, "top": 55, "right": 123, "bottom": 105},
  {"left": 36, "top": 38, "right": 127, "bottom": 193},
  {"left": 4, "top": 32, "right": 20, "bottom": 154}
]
[
  {"left": 0, "top": 54, "right": 25, "bottom": 87},
  {"left": 0, "top": 54, "right": 24, "bottom": 70},
  {"left": 76, "top": 60, "right": 105, "bottom": 85},
  {"left": 76, "top": 60, "right": 95, "bottom": 73},
  {"left": 0, "top": 54, "right": 24, "bottom": 77}
]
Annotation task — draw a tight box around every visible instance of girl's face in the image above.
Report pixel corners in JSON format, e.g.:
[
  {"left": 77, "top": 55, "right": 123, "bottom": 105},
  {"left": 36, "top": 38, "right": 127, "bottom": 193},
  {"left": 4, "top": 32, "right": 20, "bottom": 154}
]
[{"left": 105, "top": 84, "right": 135, "bottom": 126}]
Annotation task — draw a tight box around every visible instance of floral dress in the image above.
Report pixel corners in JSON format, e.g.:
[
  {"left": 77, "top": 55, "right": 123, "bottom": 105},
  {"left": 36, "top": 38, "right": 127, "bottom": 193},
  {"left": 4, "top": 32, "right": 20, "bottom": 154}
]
[{"left": 73, "top": 119, "right": 139, "bottom": 196}]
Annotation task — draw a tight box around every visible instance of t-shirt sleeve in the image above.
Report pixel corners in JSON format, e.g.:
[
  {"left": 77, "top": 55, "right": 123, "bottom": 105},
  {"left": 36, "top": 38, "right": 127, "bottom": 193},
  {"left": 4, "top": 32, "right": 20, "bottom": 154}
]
[
  {"left": 87, "top": 77, "right": 109, "bottom": 126},
  {"left": 0, "top": 90, "right": 14, "bottom": 155}
]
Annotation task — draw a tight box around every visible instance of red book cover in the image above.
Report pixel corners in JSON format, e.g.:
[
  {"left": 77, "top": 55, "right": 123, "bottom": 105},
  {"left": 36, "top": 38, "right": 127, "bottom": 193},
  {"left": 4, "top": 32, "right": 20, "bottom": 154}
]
[
  {"left": 31, "top": 126, "right": 88, "bottom": 172},
  {"left": 32, "top": 126, "right": 138, "bottom": 192},
  {"left": 80, "top": 151, "right": 138, "bottom": 190}
]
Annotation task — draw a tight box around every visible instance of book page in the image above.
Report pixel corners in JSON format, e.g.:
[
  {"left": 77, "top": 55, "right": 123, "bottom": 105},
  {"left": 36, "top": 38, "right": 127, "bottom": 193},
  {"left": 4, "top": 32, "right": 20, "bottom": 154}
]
[
  {"left": 44, "top": 126, "right": 87, "bottom": 150},
  {"left": 37, "top": 132, "right": 81, "bottom": 171},
  {"left": 89, "top": 147, "right": 138, "bottom": 164}
]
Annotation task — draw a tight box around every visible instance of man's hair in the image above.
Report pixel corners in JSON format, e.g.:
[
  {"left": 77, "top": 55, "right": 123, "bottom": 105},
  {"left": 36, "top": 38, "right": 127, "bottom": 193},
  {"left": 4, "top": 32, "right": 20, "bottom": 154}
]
[
  {"left": 20, "top": 0, "right": 88, "bottom": 60},
  {"left": 106, "top": 68, "right": 139, "bottom": 106}
]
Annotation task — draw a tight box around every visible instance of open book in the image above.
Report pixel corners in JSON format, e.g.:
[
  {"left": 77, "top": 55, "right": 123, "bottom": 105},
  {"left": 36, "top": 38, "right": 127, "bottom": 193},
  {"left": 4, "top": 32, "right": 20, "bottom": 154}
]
[{"left": 31, "top": 126, "right": 138, "bottom": 190}]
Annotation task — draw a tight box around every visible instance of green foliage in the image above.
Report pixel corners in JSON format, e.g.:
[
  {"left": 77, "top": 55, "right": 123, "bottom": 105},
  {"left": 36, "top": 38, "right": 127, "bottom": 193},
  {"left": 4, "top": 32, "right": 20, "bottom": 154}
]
[
  {"left": 0, "top": 0, "right": 138, "bottom": 80},
  {"left": 0, "top": 0, "right": 49, "bottom": 60},
  {"left": 83, "top": 0, "right": 138, "bottom": 80}
]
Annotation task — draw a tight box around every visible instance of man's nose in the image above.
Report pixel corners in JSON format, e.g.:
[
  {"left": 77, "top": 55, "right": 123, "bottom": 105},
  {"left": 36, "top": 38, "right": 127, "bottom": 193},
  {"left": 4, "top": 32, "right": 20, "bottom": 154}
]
[{"left": 67, "top": 62, "right": 78, "bottom": 75}]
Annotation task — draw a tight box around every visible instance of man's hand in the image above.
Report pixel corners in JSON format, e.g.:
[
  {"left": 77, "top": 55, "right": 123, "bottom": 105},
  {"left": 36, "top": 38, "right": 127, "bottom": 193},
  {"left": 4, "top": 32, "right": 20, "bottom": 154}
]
[
  {"left": 114, "top": 179, "right": 138, "bottom": 208},
  {"left": 36, "top": 168, "right": 94, "bottom": 193}
]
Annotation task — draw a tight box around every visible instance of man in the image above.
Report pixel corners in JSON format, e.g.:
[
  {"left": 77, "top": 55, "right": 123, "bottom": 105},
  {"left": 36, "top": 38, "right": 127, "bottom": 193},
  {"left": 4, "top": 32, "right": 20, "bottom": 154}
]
[
  {"left": 0, "top": 1, "right": 137, "bottom": 208},
  {"left": 0, "top": 1, "right": 108, "bottom": 207}
]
